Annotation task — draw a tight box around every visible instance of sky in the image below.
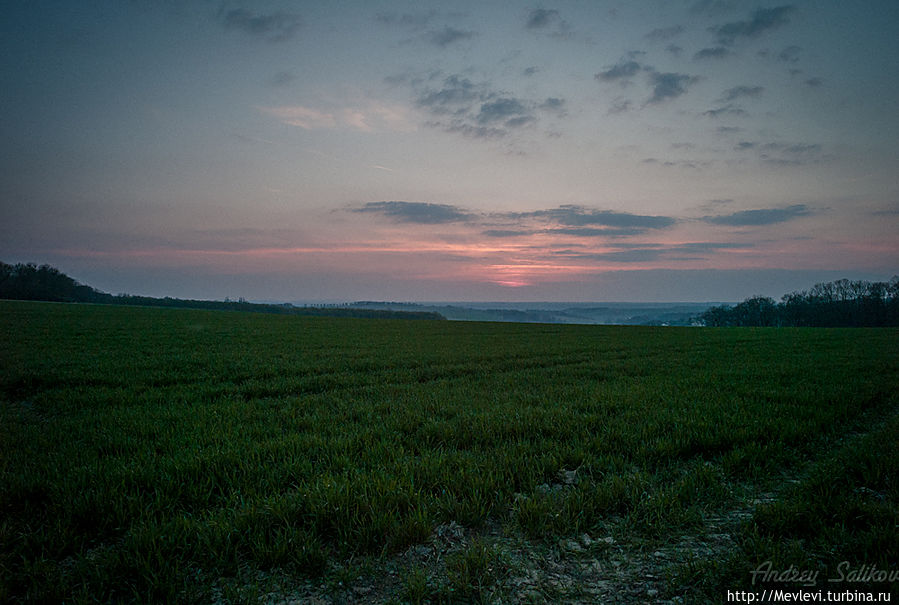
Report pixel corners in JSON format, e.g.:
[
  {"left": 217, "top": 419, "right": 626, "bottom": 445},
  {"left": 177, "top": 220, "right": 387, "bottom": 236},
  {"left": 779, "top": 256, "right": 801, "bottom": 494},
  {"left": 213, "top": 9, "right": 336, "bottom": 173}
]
[{"left": 1, "top": 1, "right": 897, "bottom": 302}]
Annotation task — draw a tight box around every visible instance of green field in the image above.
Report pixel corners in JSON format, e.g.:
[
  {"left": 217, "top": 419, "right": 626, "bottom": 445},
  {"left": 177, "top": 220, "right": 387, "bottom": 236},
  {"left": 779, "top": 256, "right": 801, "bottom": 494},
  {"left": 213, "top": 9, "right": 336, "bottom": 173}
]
[{"left": 2, "top": 301, "right": 897, "bottom": 603}]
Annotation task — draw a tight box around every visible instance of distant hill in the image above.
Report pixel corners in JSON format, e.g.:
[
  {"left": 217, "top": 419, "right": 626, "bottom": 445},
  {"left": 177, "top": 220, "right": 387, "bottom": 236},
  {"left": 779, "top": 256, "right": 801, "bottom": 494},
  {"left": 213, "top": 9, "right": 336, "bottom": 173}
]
[
  {"left": 349, "top": 300, "right": 721, "bottom": 325},
  {"left": 0, "top": 262, "right": 444, "bottom": 320}
]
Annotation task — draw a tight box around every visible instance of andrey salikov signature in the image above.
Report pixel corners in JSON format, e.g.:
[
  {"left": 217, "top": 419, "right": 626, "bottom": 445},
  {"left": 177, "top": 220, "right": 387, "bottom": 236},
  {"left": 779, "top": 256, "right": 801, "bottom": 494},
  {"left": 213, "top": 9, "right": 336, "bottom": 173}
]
[{"left": 751, "top": 561, "right": 899, "bottom": 587}]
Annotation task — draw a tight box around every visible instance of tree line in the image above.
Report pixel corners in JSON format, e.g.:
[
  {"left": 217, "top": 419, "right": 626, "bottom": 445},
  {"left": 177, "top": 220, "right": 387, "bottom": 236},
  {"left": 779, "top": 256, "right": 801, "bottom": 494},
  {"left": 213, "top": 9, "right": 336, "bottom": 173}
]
[
  {"left": 0, "top": 262, "right": 444, "bottom": 320},
  {"left": 699, "top": 277, "right": 899, "bottom": 327}
]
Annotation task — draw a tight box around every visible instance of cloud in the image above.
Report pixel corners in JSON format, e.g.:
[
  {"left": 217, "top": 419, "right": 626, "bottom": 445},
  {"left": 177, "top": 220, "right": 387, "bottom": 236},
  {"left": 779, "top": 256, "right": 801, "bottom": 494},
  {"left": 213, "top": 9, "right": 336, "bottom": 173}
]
[
  {"left": 353, "top": 201, "right": 473, "bottom": 224},
  {"left": 260, "top": 103, "right": 414, "bottom": 132},
  {"left": 539, "top": 97, "right": 566, "bottom": 114},
  {"left": 525, "top": 8, "right": 571, "bottom": 37},
  {"left": 777, "top": 45, "right": 801, "bottom": 63},
  {"left": 591, "top": 249, "right": 666, "bottom": 263},
  {"left": 642, "top": 158, "right": 708, "bottom": 169},
  {"left": 412, "top": 73, "right": 558, "bottom": 139},
  {"left": 733, "top": 141, "right": 825, "bottom": 165},
  {"left": 375, "top": 11, "right": 437, "bottom": 28},
  {"left": 260, "top": 106, "right": 336, "bottom": 129},
  {"left": 694, "top": 47, "right": 731, "bottom": 60},
  {"left": 719, "top": 85, "right": 764, "bottom": 102},
  {"left": 608, "top": 98, "right": 633, "bottom": 114},
  {"left": 556, "top": 241, "right": 751, "bottom": 263},
  {"left": 645, "top": 25, "right": 684, "bottom": 42},
  {"left": 804, "top": 77, "right": 824, "bottom": 88},
  {"left": 596, "top": 55, "right": 698, "bottom": 106},
  {"left": 759, "top": 143, "right": 825, "bottom": 165},
  {"left": 695, "top": 198, "right": 735, "bottom": 212},
  {"left": 703, "top": 104, "right": 748, "bottom": 118},
  {"left": 648, "top": 72, "right": 700, "bottom": 104},
  {"left": 426, "top": 26, "right": 476, "bottom": 47},
  {"left": 525, "top": 205, "right": 676, "bottom": 230},
  {"left": 675, "top": 242, "right": 749, "bottom": 251},
  {"left": 477, "top": 97, "right": 530, "bottom": 124},
  {"left": 219, "top": 8, "right": 301, "bottom": 42},
  {"left": 270, "top": 71, "right": 295, "bottom": 87},
  {"left": 595, "top": 60, "right": 643, "bottom": 82},
  {"left": 690, "top": 0, "right": 741, "bottom": 17},
  {"left": 416, "top": 74, "right": 481, "bottom": 110},
  {"left": 702, "top": 204, "right": 810, "bottom": 226},
  {"left": 439, "top": 122, "right": 507, "bottom": 139},
  {"left": 526, "top": 8, "right": 560, "bottom": 29},
  {"left": 547, "top": 227, "right": 648, "bottom": 238},
  {"left": 712, "top": 5, "right": 796, "bottom": 46},
  {"left": 871, "top": 205, "right": 899, "bottom": 217},
  {"left": 482, "top": 229, "right": 533, "bottom": 238}
]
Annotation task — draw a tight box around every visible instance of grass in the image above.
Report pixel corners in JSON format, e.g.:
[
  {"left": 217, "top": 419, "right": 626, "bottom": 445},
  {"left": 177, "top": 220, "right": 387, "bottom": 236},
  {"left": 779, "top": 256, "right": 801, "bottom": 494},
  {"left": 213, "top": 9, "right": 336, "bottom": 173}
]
[{"left": 1, "top": 300, "right": 897, "bottom": 602}]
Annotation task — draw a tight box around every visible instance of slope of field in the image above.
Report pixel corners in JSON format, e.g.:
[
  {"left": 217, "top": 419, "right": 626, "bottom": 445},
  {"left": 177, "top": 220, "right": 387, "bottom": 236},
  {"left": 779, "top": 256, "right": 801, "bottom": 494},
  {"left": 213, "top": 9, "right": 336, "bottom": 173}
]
[{"left": 1, "top": 301, "right": 897, "bottom": 603}]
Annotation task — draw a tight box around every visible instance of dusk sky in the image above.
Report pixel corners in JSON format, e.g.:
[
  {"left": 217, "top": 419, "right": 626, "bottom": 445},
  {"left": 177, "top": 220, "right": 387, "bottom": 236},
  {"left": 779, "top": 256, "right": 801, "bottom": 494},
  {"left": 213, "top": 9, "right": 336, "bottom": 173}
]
[{"left": 2, "top": 1, "right": 897, "bottom": 302}]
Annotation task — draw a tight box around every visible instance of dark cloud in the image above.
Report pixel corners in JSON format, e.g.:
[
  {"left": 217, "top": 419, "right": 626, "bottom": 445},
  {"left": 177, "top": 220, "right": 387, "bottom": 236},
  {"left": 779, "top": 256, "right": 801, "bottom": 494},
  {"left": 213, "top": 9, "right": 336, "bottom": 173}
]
[
  {"left": 547, "top": 227, "right": 648, "bottom": 238},
  {"left": 220, "top": 8, "right": 301, "bottom": 42},
  {"left": 646, "top": 25, "right": 684, "bottom": 42},
  {"left": 440, "top": 122, "right": 507, "bottom": 139},
  {"left": 764, "top": 143, "right": 823, "bottom": 164},
  {"left": 355, "top": 202, "right": 676, "bottom": 235},
  {"left": 524, "top": 8, "right": 571, "bottom": 37},
  {"left": 523, "top": 66, "right": 539, "bottom": 77},
  {"left": 778, "top": 45, "right": 801, "bottom": 63},
  {"left": 353, "top": 201, "right": 473, "bottom": 224},
  {"left": 482, "top": 229, "right": 533, "bottom": 238},
  {"left": 478, "top": 97, "right": 529, "bottom": 124},
  {"left": 558, "top": 241, "right": 753, "bottom": 263},
  {"left": 666, "top": 44, "right": 684, "bottom": 57},
  {"left": 696, "top": 198, "right": 735, "bottom": 212},
  {"left": 871, "top": 205, "right": 899, "bottom": 217},
  {"left": 703, "top": 104, "right": 748, "bottom": 118},
  {"left": 595, "top": 54, "right": 698, "bottom": 107},
  {"left": 712, "top": 5, "right": 796, "bottom": 46},
  {"left": 719, "top": 85, "right": 764, "bottom": 101},
  {"left": 676, "top": 242, "right": 749, "bottom": 251},
  {"left": 702, "top": 204, "right": 810, "bottom": 226},
  {"left": 539, "top": 97, "right": 566, "bottom": 113},
  {"left": 530, "top": 205, "right": 676, "bottom": 230},
  {"left": 413, "top": 73, "right": 558, "bottom": 139},
  {"left": 526, "top": 8, "right": 560, "bottom": 29},
  {"left": 648, "top": 72, "right": 700, "bottom": 104},
  {"left": 270, "top": 71, "right": 295, "bottom": 87},
  {"left": 694, "top": 47, "right": 731, "bottom": 60},
  {"left": 804, "top": 77, "right": 824, "bottom": 88},
  {"left": 765, "top": 143, "right": 821, "bottom": 155},
  {"left": 426, "top": 26, "right": 476, "bottom": 47},
  {"left": 594, "top": 249, "right": 665, "bottom": 263},
  {"left": 504, "top": 115, "right": 537, "bottom": 128},
  {"left": 375, "top": 12, "right": 475, "bottom": 48},
  {"left": 416, "top": 75, "right": 481, "bottom": 110},
  {"left": 595, "top": 60, "right": 643, "bottom": 82},
  {"left": 375, "top": 11, "right": 437, "bottom": 28},
  {"left": 608, "top": 98, "right": 633, "bottom": 114},
  {"left": 733, "top": 141, "right": 825, "bottom": 165},
  {"left": 642, "top": 158, "right": 707, "bottom": 169},
  {"left": 690, "top": 0, "right": 741, "bottom": 17}
]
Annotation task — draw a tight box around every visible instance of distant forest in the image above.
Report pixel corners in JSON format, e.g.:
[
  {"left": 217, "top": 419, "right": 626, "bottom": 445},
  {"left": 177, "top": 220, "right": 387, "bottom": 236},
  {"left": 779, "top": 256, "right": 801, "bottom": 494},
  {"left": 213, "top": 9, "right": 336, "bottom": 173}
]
[
  {"left": 0, "top": 262, "right": 444, "bottom": 320},
  {"left": 700, "top": 277, "right": 899, "bottom": 327}
]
